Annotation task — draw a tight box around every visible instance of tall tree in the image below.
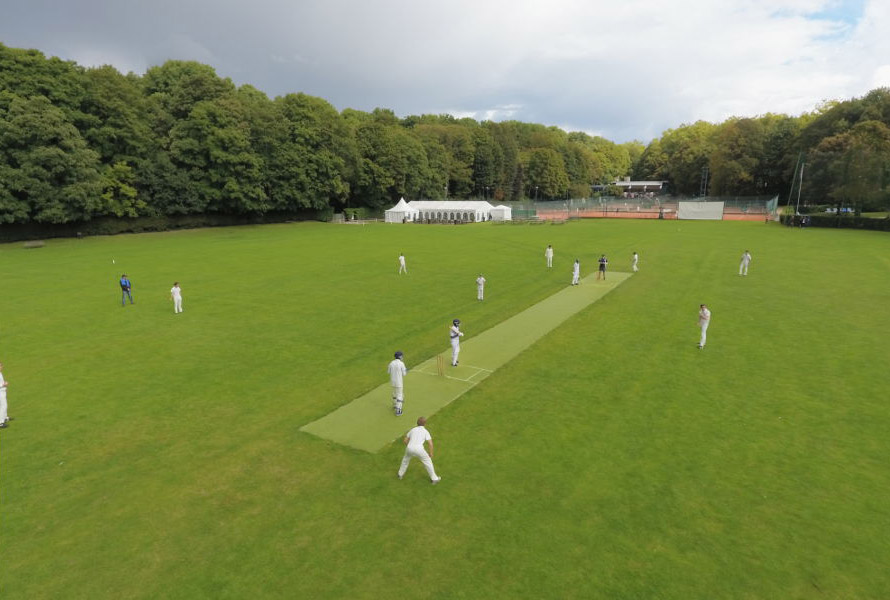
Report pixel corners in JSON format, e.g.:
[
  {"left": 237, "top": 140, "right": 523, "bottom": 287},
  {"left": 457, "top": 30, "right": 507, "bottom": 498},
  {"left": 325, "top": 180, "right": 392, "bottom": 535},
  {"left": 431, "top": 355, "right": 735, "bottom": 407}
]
[
  {"left": 633, "top": 139, "right": 667, "bottom": 181},
  {"left": 270, "top": 93, "right": 353, "bottom": 210},
  {"left": 471, "top": 128, "right": 503, "bottom": 199},
  {"left": 0, "top": 43, "right": 87, "bottom": 119},
  {"left": 143, "top": 61, "right": 235, "bottom": 121},
  {"left": 708, "top": 118, "right": 765, "bottom": 195},
  {"left": 168, "top": 96, "right": 266, "bottom": 213},
  {"left": 659, "top": 121, "right": 716, "bottom": 195},
  {"left": 526, "top": 148, "right": 569, "bottom": 199},
  {"left": 0, "top": 93, "right": 102, "bottom": 223}
]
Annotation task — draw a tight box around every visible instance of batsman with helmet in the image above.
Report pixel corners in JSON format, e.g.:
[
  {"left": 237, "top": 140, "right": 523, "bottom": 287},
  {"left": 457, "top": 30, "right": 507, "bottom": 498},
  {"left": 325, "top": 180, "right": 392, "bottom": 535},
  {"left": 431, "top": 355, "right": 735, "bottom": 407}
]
[
  {"left": 388, "top": 351, "right": 408, "bottom": 416},
  {"left": 450, "top": 319, "right": 464, "bottom": 366}
]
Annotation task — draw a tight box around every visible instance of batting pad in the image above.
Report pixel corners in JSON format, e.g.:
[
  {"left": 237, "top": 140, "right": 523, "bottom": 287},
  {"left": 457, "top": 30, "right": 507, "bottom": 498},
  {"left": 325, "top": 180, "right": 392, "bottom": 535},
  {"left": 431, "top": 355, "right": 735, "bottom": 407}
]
[{"left": 300, "top": 272, "right": 632, "bottom": 452}]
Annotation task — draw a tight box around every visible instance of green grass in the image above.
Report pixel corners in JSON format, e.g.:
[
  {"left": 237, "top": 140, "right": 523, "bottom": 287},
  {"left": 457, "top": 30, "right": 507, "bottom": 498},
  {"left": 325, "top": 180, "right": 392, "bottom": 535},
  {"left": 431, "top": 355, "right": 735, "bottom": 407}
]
[{"left": 2, "top": 220, "right": 889, "bottom": 599}]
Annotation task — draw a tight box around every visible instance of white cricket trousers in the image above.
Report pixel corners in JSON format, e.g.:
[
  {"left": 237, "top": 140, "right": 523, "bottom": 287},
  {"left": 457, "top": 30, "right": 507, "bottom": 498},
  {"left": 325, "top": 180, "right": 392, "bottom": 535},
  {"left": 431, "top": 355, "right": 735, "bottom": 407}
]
[
  {"left": 451, "top": 338, "right": 460, "bottom": 365},
  {"left": 399, "top": 263, "right": 407, "bottom": 274},
  {"left": 572, "top": 272, "right": 580, "bottom": 285},
  {"left": 546, "top": 256, "right": 553, "bottom": 268},
  {"left": 633, "top": 261, "right": 638, "bottom": 272},
  {"left": 392, "top": 386, "right": 403, "bottom": 413},
  {"left": 739, "top": 261, "right": 748, "bottom": 275},
  {"left": 398, "top": 446, "right": 439, "bottom": 481},
  {"left": 477, "top": 286, "right": 484, "bottom": 300},
  {"left": 174, "top": 297, "right": 183, "bottom": 313},
  {"left": 699, "top": 322, "right": 709, "bottom": 347},
  {"left": 0, "top": 391, "right": 7, "bottom": 423}
]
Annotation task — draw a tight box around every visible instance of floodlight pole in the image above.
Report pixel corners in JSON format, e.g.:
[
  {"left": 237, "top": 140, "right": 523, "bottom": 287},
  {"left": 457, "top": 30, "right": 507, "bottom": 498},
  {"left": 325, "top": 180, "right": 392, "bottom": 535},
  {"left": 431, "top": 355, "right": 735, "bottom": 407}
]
[
  {"left": 786, "top": 152, "right": 802, "bottom": 211},
  {"left": 795, "top": 162, "right": 805, "bottom": 215}
]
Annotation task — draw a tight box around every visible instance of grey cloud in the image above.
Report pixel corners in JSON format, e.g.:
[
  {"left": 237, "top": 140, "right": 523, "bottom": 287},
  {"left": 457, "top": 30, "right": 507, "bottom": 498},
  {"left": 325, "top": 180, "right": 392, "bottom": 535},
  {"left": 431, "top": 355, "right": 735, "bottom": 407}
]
[{"left": 0, "top": 0, "right": 885, "bottom": 142}]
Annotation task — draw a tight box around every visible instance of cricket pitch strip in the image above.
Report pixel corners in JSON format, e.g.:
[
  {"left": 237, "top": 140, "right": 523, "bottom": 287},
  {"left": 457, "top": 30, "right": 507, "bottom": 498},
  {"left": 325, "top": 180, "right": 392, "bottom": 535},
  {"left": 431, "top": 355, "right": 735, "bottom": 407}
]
[{"left": 300, "top": 272, "right": 632, "bottom": 452}]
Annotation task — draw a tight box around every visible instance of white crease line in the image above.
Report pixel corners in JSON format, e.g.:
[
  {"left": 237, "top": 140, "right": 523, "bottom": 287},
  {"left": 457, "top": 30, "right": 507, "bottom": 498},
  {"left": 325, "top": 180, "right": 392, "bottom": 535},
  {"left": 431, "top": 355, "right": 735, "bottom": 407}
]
[{"left": 443, "top": 374, "right": 481, "bottom": 383}]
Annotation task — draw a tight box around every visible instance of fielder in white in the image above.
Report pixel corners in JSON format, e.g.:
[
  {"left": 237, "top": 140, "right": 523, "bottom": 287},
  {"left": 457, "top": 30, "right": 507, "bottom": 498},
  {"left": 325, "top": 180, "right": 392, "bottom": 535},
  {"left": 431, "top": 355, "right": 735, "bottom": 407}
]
[
  {"left": 572, "top": 259, "right": 580, "bottom": 285},
  {"left": 0, "top": 362, "right": 9, "bottom": 429},
  {"left": 397, "top": 416, "right": 441, "bottom": 484},
  {"left": 739, "top": 250, "right": 752, "bottom": 276},
  {"left": 632, "top": 251, "right": 639, "bottom": 272},
  {"left": 170, "top": 282, "right": 183, "bottom": 313},
  {"left": 545, "top": 244, "right": 554, "bottom": 268},
  {"left": 698, "top": 304, "right": 711, "bottom": 349},
  {"left": 450, "top": 319, "right": 464, "bottom": 366},
  {"left": 398, "top": 253, "right": 407, "bottom": 274},
  {"left": 387, "top": 351, "right": 408, "bottom": 416},
  {"left": 476, "top": 274, "right": 486, "bottom": 301}
]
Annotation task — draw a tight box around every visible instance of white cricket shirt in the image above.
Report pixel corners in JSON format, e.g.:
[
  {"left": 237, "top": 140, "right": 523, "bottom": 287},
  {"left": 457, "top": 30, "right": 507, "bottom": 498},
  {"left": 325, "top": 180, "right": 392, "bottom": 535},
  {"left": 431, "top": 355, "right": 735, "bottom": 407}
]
[
  {"left": 405, "top": 425, "right": 432, "bottom": 449},
  {"left": 388, "top": 359, "right": 407, "bottom": 386},
  {"left": 171, "top": 286, "right": 182, "bottom": 299}
]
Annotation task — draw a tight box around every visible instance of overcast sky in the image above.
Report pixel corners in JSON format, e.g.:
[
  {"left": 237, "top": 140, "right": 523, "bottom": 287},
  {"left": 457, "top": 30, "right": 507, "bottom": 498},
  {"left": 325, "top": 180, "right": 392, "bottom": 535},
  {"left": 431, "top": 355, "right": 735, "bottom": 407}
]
[{"left": 2, "top": 0, "right": 888, "bottom": 142}]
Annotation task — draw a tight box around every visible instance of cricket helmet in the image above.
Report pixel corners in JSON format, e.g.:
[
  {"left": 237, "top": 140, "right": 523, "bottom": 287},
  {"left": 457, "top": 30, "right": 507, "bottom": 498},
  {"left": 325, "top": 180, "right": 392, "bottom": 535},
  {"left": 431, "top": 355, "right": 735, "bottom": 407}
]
[
  {"left": 394, "top": 351, "right": 403, "bottom": 359},
  {"left": 453, "top": 318, "right": 460, "bottom": 325}
]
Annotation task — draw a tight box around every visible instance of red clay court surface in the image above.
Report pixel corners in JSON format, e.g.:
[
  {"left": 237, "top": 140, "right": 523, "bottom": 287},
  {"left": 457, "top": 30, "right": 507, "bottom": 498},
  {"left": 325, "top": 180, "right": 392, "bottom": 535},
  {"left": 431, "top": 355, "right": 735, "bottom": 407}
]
[{"left": 536, "top": 208, "right": 768, "bottom": 221}]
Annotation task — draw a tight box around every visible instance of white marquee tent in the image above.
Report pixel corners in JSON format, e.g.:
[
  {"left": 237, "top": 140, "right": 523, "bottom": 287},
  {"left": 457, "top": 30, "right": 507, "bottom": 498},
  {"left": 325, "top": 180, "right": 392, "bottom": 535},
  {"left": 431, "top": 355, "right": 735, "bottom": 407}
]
[
  {"left": 490, "top": 205, "right": 512, "bottom": 221},
  {"left": 405, "top": 200, "right": 502, "bottom": 223},
  {"left": 384, "top": 197, "right": 419, "bottom": 223}
]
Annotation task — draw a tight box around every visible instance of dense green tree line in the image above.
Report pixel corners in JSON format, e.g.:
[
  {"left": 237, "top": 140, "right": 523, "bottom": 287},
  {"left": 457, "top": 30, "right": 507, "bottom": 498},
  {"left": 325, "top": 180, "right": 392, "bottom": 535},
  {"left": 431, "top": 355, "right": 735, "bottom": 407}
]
[
  {"left": 0, "top": 44, "right": 635, "bottom": 224},
  {"left": 1, "top": 42, "right": 889, "bottom": 225},
  {"left": 634, "top": 89, "right": 890, "bottom": 210}
]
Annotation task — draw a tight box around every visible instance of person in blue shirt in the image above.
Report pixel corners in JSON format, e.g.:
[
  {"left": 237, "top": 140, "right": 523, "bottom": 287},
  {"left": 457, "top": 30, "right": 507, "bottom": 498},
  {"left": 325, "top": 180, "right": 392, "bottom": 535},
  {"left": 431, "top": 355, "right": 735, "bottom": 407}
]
[
  {"left": 597, "top": 255, "right": 608, "bottom": 280},
  {"left": 120, "top": 274, "right": 134, "bottom": 306}
]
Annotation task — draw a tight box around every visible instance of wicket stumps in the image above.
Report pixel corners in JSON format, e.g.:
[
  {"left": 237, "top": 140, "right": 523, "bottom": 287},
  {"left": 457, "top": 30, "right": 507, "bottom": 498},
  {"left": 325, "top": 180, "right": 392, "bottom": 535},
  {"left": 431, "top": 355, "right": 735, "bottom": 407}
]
[{"left": 437, "top": 354, "right": 445, "bottom": 376}]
